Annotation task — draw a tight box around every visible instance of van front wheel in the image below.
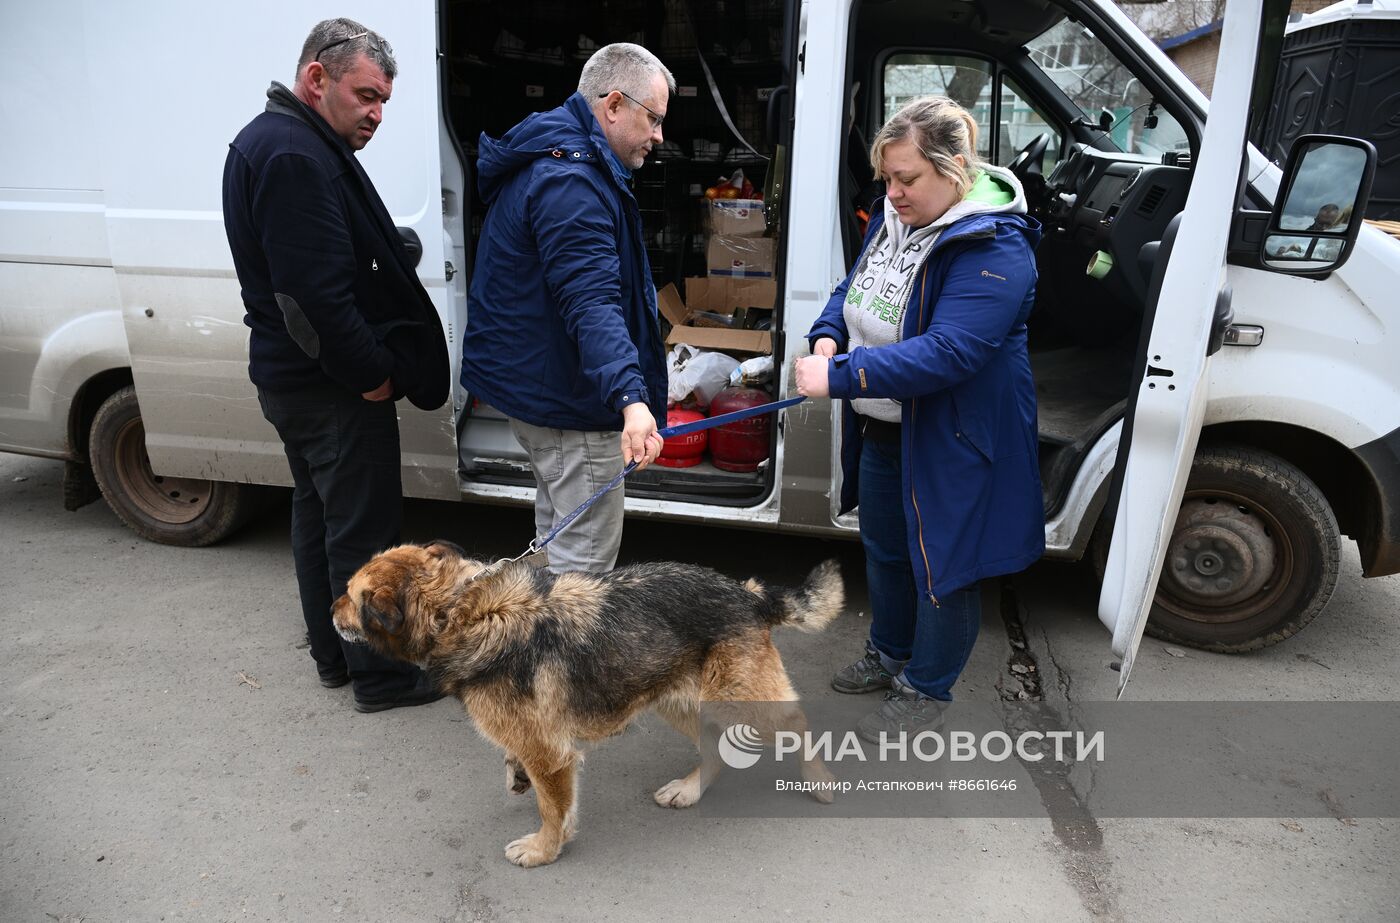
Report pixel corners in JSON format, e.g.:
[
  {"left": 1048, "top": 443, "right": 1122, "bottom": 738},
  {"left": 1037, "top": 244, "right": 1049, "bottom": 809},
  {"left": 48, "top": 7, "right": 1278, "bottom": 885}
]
[
  {"left": 1094, "top": 445, "right": 1341, "bottom": 652},
  {"left": 88, "top": 385, "right": 253, "bottom": 546}
]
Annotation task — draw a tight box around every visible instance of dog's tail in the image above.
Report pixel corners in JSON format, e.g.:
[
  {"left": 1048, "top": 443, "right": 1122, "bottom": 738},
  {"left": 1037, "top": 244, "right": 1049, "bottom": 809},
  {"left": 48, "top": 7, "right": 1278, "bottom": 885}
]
[{"left": 759, "top": 559, "right": 844, "bottom": 633}]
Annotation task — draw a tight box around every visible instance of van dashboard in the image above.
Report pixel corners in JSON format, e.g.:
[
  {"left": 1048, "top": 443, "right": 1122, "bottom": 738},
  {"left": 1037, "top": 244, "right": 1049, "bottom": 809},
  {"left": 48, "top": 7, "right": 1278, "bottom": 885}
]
[{"left": 1042, "top": 145, "right": 1191, "bottom": 306}]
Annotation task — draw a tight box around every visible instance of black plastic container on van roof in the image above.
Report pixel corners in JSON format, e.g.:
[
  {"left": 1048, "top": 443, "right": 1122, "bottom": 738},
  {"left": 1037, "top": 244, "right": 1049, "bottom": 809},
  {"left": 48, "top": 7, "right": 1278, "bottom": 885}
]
[{"left": 1256, "top": 2, "right": 1400, "bottom": 220}]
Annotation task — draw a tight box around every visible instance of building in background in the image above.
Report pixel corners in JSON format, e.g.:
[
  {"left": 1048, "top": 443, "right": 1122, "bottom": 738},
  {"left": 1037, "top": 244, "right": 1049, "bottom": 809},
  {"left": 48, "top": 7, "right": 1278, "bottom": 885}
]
[{"left": 1122, "top": 0, "right": 1336, "bottom": 95}]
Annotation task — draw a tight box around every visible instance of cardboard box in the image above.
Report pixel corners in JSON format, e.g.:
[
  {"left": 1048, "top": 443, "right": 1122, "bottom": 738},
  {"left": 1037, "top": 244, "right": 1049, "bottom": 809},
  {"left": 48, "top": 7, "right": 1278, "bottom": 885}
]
[
  {"left": 707, "top": 198, "right": 767, "bottom": 237},
  {"left": 707, "top": 235, "right": 776, "bottom": 278},
  {"left": 657, "top": 277, "right": 777, "bottom": 355}
]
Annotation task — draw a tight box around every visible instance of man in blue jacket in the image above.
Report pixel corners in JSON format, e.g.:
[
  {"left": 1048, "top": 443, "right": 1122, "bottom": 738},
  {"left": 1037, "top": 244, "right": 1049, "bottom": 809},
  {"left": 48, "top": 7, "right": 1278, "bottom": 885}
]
[
  {"left": 222, "top": 19, "right": 447, "bottom": 712},
  {"left": 462, "top": 43, "right": 671, "bottom": 573}
]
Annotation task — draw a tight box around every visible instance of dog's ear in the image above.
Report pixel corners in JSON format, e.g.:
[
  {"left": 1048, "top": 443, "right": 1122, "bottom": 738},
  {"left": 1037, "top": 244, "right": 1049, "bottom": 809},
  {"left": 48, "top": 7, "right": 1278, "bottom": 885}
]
[
  {"left": 361, "top": 585, "right": 405, "bottom": 635},
  {"left": 424, "top": 539, "right": 466, "bottom": 559}
]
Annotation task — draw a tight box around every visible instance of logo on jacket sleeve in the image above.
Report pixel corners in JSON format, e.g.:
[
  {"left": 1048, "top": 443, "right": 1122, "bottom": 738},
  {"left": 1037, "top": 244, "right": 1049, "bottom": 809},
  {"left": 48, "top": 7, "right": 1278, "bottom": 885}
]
[{"left": 980, "top": 269, "right": 1007, "bottom": 281}]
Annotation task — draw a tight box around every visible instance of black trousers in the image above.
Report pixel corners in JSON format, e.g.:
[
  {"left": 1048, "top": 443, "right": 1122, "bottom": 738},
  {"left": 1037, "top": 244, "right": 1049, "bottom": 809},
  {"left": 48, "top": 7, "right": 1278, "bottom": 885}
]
[{"left": 257, "top": 384, "right": 419, "bottom": 697}]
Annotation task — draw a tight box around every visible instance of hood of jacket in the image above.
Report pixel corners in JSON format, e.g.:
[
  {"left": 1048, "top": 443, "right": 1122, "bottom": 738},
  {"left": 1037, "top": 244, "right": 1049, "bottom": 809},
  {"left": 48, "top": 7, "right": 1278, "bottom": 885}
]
[{"left": 477, "top": 92, "right": 631, "bottom": 205}]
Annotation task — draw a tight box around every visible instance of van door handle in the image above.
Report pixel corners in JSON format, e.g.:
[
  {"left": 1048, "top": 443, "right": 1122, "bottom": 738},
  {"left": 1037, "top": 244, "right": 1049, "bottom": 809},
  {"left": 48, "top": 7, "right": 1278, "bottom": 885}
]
[{"left": 397, "top": 226, "right": 423, "bottom": 269}]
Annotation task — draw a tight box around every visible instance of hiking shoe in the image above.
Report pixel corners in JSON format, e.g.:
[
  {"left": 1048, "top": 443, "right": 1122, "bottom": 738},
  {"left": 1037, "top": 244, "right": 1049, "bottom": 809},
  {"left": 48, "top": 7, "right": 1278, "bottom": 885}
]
[
  {"left": 831, "top": 646, "right": 896, "bottom": 694},
  {"left": 855, "top": 682, "right": 946, "bottom": 744}
]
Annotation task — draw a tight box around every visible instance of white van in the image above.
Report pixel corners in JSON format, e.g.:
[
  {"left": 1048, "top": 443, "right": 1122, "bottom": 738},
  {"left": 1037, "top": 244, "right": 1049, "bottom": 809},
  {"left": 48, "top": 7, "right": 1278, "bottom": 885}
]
[{"left": 2, "top": 0, "right": 1395, "bottom": 689}]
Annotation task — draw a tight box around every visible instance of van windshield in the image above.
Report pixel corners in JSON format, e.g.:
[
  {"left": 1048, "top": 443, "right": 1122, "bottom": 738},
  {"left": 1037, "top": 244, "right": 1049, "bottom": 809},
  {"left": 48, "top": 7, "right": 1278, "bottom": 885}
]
[{"left": 1026, "top": 20, "right": 1189, "bottom": 158}]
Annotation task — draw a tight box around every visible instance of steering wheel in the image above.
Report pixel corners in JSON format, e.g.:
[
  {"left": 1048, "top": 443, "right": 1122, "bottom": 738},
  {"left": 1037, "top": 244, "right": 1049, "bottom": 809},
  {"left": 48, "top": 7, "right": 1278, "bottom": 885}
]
[{"left": 1008, "top": 132, "right": 1052, "bottom": 183}]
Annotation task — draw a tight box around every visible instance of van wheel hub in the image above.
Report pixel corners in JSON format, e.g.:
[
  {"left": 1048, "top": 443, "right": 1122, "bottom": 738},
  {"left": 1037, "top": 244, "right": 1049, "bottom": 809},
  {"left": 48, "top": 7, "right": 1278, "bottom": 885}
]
[
  {"left": 112, "top": 417, "right": 211, "bottom": 524},
  {"left": 1161, "top": 497, "right": 1280, "bottom": 614}
]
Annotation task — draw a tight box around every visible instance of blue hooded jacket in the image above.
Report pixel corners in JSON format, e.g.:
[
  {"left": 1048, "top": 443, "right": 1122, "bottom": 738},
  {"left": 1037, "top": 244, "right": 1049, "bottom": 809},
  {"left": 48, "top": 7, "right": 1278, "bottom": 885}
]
[
  {"left": 461, "top": 93, "right": 666, "bottom": 430},
  {"left": 809, "top": 194, "right": 1045, "bottom": 600}
]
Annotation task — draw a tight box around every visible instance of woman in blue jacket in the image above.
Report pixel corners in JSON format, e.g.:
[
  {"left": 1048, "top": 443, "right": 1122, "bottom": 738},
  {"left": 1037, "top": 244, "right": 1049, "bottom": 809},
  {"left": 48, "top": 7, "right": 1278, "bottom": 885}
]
[{"left": 795, "top": 96, "right": 1044, "bottom": 741}]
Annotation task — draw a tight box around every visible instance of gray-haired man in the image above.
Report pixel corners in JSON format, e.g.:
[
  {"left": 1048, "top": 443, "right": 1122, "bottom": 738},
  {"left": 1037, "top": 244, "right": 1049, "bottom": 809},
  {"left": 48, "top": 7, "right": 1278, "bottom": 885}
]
[{"left": 461, "top": 44, "right": 674, "bottom": 573}]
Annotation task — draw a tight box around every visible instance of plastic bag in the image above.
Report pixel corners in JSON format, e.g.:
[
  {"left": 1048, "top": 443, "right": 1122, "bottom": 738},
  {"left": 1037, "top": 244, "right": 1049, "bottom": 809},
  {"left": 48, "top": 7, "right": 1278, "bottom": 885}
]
[
  {"left": 667, "top": 344, "right": 740, "bottom": 408},
  {"left": 728, "top": 355, "right": 774, "bottom": 388}
]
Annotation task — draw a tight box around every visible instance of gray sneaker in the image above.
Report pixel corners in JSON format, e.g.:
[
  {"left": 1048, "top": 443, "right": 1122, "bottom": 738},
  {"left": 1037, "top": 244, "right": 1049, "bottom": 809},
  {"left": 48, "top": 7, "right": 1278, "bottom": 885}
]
[
  {"left": 855, "top": 682, "right": 946, "bottom": 744},
  {"left": 831, "top": 647, "right": 896, "bottom": 694}
]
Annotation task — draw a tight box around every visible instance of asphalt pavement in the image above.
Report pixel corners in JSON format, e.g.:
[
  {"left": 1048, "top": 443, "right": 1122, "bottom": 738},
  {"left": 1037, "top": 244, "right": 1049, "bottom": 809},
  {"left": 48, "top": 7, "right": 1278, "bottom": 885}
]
[{"left": 2, "top": 451, "right": 1396, "bottom": 921}]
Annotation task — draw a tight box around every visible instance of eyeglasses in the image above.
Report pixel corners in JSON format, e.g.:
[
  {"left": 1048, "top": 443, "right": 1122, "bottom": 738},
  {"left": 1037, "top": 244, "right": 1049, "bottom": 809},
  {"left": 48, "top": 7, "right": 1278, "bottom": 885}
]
[
  {"left": 313, "top": 31, "right": 392, "bottom": 64},
  {"left": 600, "top": 90, "right": 665, "bottom": 130}
]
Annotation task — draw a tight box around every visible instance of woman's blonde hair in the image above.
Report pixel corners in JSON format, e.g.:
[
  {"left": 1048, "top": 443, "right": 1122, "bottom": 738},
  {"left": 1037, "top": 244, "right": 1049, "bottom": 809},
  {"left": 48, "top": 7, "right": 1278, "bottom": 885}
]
[{"left": 870, "top": 96, "right": 981, "bottom": 197}]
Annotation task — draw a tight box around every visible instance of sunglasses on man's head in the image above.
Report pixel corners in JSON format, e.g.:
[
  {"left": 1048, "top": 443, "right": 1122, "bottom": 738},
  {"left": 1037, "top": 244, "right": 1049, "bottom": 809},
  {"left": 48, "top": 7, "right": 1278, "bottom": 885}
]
[{"left": 314, "top": 31, "right": 392, "bottom": 64}]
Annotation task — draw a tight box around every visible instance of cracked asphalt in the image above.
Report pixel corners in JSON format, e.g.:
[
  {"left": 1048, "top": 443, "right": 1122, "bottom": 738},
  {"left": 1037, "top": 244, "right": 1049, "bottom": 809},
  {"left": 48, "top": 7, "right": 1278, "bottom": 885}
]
[{"left": 2, "top": 451, "right": 1397, "bottom": 921}]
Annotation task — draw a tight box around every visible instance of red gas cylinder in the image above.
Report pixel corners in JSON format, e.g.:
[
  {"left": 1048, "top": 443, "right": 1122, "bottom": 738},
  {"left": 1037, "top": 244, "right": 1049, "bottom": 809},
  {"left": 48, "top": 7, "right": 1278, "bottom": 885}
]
[
  {"left": 656, "top": 408, "right": 707, "bottom": 468},
  {"left": 707, "top": 386, "right": 772, "bottom": 472}
]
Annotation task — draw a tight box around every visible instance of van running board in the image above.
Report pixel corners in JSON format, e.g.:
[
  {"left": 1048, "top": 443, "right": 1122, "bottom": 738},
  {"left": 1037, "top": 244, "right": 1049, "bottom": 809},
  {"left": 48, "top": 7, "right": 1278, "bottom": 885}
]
[{"left": 462, "top": 457, "right": 768, "bottom": 501}]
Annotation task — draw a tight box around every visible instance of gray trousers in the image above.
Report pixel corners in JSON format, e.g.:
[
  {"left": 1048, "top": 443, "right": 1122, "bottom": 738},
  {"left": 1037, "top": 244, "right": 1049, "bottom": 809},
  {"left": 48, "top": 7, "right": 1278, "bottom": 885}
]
[{"left": 509, "top": 418, "right": 625, "bottom": 573}]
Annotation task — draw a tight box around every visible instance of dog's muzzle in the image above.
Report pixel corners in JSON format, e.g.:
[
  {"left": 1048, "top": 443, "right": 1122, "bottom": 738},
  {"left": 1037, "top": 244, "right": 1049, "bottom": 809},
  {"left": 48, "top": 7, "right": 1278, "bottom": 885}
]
[{"left": 336, "top": 625, "right": 366, "bottom": 644}]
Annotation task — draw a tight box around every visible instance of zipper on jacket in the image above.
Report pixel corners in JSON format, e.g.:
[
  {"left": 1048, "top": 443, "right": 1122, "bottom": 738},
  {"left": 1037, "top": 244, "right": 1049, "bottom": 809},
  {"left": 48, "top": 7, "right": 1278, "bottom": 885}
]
[
  {"left": 902, "top": 214, "right": 1013, "bottom": 605},
  {"left": 908, "top": 262, "right": 939, "bottom": 607}
]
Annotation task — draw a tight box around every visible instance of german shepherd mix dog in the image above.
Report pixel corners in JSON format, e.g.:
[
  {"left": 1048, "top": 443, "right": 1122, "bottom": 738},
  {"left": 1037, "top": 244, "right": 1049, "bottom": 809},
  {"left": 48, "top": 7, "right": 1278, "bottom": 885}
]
[{"left": 332, "top": 541, "right": 844, "bottom": 867}]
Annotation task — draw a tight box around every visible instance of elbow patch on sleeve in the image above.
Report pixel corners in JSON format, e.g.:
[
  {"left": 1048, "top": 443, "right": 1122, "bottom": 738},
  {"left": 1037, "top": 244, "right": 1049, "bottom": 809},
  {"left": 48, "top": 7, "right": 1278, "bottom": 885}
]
[{"left": 275, "top": 292, "right": 320, "bottom": 358}]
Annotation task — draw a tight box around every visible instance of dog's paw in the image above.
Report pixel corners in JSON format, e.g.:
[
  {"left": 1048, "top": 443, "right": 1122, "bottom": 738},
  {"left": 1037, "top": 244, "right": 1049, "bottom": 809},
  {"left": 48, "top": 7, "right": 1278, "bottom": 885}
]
[
  {"left": 653, "top": 777, "right": 703, "bottom": 809},
  {"left": 504, "top": 832, "right": 559, "bottom": 868}
]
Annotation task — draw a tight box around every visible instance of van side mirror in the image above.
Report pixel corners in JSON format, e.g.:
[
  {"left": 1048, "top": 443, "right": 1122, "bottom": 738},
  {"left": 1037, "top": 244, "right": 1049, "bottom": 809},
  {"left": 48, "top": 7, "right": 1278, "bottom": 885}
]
[{"left": 1260, "top": 134, "right": 1375, "bottom": 275}]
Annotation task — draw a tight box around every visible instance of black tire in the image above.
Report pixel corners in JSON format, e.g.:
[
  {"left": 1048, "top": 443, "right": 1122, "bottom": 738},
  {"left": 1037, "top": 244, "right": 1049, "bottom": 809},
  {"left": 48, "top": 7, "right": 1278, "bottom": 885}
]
[
  {"left": 1092, "top": 444, "right": 1341, "bottom": 653},
  {"left": 88, "top": 385, "right": 254, "bottom": 546}
]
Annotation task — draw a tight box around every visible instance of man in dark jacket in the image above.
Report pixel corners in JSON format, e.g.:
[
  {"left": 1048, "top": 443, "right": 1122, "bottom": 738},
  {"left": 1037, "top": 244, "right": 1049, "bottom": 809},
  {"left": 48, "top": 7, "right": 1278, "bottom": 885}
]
[
  {"left": 461, "top": 43, "right": 671, "bottom": 573},
  {"left": 222, "top": 18, "right": 449, "bottom": 712}
]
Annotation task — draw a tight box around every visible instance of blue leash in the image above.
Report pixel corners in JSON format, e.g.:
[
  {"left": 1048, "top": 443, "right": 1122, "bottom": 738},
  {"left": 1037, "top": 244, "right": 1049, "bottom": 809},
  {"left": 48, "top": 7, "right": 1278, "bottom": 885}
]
[{"left": 492, "top": 395, "right": 806, "bottom": 568}]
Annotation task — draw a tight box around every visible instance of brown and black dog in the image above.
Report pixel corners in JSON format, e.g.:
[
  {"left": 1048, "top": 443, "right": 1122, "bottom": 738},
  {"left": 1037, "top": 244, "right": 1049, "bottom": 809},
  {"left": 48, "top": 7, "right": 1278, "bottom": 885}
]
[{"left": 331, "top": 541, "right": 843, "bottom": 867}]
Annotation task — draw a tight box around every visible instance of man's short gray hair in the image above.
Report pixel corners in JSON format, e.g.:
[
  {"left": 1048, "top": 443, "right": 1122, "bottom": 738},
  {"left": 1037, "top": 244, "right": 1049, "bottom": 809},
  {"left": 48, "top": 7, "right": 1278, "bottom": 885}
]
[
  {"left": 578, "top": 43, "right": 675, "bottom": 103},
  {"left": 297, "top": 18, "right": 397, "bottom": 82}
]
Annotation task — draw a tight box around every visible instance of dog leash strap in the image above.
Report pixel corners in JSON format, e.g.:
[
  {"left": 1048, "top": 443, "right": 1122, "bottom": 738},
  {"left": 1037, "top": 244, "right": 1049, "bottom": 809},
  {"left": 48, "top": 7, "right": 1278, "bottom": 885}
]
[
  {"left": 528, "top": 396, "right": 806, "bottom": 556},
  {"left": 659, "top": 395, "right": 805, "bottom": 439},
  {"left": 528, "top": 459, "right": 639, "bottom": 555}
]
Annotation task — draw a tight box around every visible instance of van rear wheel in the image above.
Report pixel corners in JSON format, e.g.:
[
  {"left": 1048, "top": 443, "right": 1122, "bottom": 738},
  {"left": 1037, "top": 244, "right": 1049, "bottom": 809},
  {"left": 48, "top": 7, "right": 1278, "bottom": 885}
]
[
  {"left": 1094, "top": 445, "right": 1341, "bottom": 652},
  {"left": 89, "top": 385, "right": 253, "bottom": 546}
]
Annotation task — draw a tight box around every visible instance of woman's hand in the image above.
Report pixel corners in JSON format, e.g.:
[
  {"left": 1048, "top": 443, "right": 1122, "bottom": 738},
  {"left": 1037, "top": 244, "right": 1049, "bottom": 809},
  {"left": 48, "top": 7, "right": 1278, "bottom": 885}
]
[
  {"left": 812, "top": 337, "right": 839, "bottom": 359},
  {"left": 795, "top": 355, "right": 830, "bottom": 398}
]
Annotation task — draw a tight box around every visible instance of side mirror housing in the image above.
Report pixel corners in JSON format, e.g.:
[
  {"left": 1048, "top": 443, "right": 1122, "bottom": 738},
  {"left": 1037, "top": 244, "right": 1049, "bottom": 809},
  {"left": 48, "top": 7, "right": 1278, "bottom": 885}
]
[{"left": 1259, "top": 134, "right": 1376, "bottom": 275}]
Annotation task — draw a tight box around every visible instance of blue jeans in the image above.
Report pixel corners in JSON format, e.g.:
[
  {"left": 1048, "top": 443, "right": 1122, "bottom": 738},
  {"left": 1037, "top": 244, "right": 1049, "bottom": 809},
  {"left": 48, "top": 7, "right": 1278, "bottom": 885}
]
[{"left": 858, "top": 434, "right": 981, "bottom": 701}]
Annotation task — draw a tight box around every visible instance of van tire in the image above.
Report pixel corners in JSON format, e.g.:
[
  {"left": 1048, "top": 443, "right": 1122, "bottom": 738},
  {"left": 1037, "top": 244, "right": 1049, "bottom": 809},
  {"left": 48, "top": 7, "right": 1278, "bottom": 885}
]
[
  {"left": 1092, "top": 445, "right": 1340, "bottom": 653},
  {"left": 88, "top": 386, "right": 253, "bottom": 546}
]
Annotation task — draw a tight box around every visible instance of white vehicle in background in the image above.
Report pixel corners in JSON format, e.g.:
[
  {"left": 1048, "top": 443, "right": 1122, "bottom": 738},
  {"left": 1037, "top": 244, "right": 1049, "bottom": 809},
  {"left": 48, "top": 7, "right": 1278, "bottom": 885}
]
[{"left": 2, "top": 0, "right": 1395, "bottom": 690}]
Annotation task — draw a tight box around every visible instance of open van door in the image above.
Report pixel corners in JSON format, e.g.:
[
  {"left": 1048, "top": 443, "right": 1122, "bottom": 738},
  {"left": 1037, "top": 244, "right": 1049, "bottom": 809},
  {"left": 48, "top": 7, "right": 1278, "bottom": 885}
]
[{"left": 1098, "top": 0, "right": 1289, "bottom": 696}]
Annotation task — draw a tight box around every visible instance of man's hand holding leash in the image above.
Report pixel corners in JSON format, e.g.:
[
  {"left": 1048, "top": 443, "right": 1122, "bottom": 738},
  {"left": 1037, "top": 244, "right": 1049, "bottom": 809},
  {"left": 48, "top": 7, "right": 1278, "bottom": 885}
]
[{"left": 622, "top": 402, "right": 664, "bottom": 470}]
